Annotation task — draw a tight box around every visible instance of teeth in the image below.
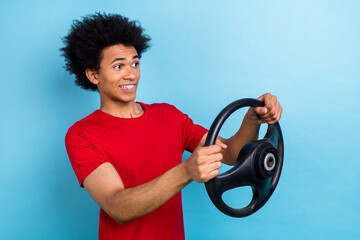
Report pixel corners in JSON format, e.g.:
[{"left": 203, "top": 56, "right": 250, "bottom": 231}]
[{"left": 120, "top": 85, "right": 134, "bottom": 89}]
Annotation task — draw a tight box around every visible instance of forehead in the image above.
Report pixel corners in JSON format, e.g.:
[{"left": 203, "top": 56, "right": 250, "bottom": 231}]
[{"left": 101, "top": 44, "right": 138, "bottom": 62}]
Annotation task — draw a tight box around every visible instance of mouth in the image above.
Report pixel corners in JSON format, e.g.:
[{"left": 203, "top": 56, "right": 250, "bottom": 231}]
[{"left": 119, "top": 84, "right": 136, "bottom": 91}]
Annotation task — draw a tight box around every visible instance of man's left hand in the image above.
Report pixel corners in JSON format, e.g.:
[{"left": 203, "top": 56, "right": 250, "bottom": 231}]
[{"left": 246, "top": 93, "right": 283, "bottom": 125}]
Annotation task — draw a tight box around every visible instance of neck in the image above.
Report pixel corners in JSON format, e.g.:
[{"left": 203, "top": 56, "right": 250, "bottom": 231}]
[{"left": 100, "top": 100, "right": 144, "bottom": 118}]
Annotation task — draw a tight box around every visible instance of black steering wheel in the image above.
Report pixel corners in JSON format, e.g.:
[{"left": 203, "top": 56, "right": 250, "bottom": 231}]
[{"left": 204, "top": 98, "right": 284, "bottom": 217}]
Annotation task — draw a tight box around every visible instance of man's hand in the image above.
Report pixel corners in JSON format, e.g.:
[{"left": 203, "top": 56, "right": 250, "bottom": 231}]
[
  {"left": 183, "top": 140, "right": 227, "bottom": 183},
  {"left": 246, "top": 93, "right": 283, "bottom": 125}
]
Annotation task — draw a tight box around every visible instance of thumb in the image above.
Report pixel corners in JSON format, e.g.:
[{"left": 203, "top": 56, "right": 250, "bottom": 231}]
[
  {"left": 254, "top": 106, "right": 267, "bottom": 115},
  {"left": 215, "top": 139, "right": 227, "bottom": 149},
  {"left": 256, "top": 94, "right": 268, "bottom": 114}
]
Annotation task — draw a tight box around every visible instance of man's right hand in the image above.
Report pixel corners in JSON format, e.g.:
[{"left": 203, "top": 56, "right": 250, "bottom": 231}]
[{"left": 183, "top": 140, "right": 227, "bottom": 183}]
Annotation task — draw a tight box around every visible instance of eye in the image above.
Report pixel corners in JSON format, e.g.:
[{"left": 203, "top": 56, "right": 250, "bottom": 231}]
[
  {"left": 132, "top": 62, "right": 139, "bottom": 67},
  {"left": 114, "top": 64, "right": 123, "bottom": 69}
]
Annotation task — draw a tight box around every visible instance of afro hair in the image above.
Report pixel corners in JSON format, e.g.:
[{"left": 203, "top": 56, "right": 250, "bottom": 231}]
[{"left": 61, "top": 12, "right": 151, "bottom": 91}]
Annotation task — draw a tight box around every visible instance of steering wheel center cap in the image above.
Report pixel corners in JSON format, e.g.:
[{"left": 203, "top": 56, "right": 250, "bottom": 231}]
[{"left": 264, "top": 153, "right": 276, "bottom": 171}]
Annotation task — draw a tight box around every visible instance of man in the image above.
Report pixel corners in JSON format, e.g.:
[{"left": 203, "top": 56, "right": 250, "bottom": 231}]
[{"left": 62, "top": 13, "right": 282, "bottom": 240}]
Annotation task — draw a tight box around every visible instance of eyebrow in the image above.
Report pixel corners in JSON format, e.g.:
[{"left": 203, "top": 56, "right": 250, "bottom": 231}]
[{"left": 110, "top": 55, "right": 139, "bottom": 64}]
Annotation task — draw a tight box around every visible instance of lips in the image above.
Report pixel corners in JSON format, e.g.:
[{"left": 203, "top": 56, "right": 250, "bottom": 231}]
[{"left": 119, "top": 84, "right": 135, "bottom": 90}]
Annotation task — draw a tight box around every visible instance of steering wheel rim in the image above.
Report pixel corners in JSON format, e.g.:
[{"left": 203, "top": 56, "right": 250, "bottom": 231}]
[{"left": 204, "top": 98, "right": 284, "bottom": 217}]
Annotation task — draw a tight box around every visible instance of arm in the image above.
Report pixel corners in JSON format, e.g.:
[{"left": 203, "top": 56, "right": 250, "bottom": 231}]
[{"left": 83, "top": 144, "right": 225, "bottom": 224}]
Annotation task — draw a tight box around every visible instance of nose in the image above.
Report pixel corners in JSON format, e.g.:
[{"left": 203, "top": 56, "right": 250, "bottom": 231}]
[{"left": 124, "top": 66, "right": 136, "bottom": 81}]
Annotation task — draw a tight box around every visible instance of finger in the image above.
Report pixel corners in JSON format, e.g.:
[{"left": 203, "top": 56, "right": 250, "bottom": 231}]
[
  {"left": 205, "top": 160, "right": 222, "bottom": 172},
  {"left": 260, "top": 96, "right": 278, "bottom": 120},
  {"left": 262, "top": 93, "right": 273, "bottom": 108},
  {"left": 266, "top": 115, "right": 279, "bottom": 124},
  {"left": 263, "top": 93, "right": 275, "bottom": 115},
  {"left": 215, "top": 139, "right": 228, "bottom": 149},
  {"left": 273, "top": 101, "right": 281, "bottom": 121},
  {"left": 206, "top": 153, "right": 223, "bottom": 163},
  {"left": 268, "top": 104, "right": 282, "bottom": 124},
  {"left": 254, "top": 106, "right": 268, "bottom": 115},
  {"left": 255, "top": 93, "right": 274, "bottom": 115},
  {"left": 264, "top": 110, "right": 281, "bottom": 125},
  {"left": 203, "top": 169, "right": 220, "bottom": 182},
  {"left": 255, "top": 94, "right": 267, "bottom": 115},
  {"left": 264, "top": 101, "right": 278, "bottom": 119},
  {"left": 257, "top": 109, "right": 276, "bottom": 123},
  {"left": 258, "top": 105, "right": 275, "bottom": 119},
  {"left": 200, "top": 144, "right": 223, "bottom": 155},
  {"left": 264, "top": 96, "right": 276, "bottom": 117},
  {"left": 197, "top": 153, "right": 223, "bottom": 166},
  {"left": 261, "top": 111, "right": 278, "bottom": 123},
  {"left": 257, "top": 93, "right": 266, "bottom": 101},
  {"left": 197, "top": 153, "right": 223, "bottom": 165}
]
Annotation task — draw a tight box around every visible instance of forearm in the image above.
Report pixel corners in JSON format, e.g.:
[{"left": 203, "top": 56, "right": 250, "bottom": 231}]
[
  {"left": 107, "top": 162, "right": 191, "bottom": 224},
  {"left": 222, "top": 113, "right": 260, "bottom": 165}
]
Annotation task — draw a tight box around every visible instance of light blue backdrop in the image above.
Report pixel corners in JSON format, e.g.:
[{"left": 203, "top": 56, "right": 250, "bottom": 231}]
[{"left": 1, "top": 0, "right": 359, "bottom": 239}]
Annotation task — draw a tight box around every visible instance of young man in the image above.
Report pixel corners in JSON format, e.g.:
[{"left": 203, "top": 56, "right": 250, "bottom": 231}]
[{"left": 62, "top": 13, "right": 282, "bottom": 240}]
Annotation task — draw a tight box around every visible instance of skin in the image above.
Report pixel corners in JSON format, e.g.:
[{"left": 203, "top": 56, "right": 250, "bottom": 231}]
[
  {"left": 85, "top": 44, "right": 143, "bottom": 118},
  {"left": 84, "top": 44, "right": 283, "bottom": 224}
]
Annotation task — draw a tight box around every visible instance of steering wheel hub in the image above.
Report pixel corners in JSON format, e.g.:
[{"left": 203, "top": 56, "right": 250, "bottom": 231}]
[{"left": 264, "top": 153, "right": 276, "bottom": 171}]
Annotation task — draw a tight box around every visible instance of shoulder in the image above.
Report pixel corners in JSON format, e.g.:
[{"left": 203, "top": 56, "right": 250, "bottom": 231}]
[
  {"left": 141, "top": 102, "right": 183, "bottom": 115},
  {"left": 141, "top": 102, "right": 176, "bottom": 111},
  {"left": 66, "top": 111, "right": 99, "bottom": 139},
  {"left": 141, "top": 102, "right": 189, "bottom": 122}
]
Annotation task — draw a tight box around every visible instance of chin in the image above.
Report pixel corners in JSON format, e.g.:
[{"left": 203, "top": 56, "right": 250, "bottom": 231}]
[{"left": 119, "top": 94, "right": 137, "bottom": 104}]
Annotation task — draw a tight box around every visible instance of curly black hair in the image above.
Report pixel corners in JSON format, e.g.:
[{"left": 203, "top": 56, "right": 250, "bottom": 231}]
[{"left": 61, "top": 12, "right": 151, "bottom": 91}]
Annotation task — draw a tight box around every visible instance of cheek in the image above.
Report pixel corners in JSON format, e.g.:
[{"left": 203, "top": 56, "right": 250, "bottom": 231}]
[{"left": 106, "top": 72, "right": 122, "bottom": 84}]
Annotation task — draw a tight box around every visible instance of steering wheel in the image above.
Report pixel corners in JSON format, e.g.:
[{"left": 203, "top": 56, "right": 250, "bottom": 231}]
[{"left": 204, "top": 98, "right": 284, "bottom": 217}]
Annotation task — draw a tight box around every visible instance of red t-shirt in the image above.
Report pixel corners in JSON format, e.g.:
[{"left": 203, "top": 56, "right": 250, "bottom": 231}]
[{"left": 65, "top": 102, "right": 208, "bottom": 240}]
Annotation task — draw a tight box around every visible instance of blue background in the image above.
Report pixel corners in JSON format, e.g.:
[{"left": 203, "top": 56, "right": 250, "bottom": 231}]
[{"left": 1, "top": 0, "right": 359, "bottom": 239}]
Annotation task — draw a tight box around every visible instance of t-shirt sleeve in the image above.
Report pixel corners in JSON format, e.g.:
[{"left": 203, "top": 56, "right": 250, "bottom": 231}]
[
  {"left": 171, "top": 105, "right": 208, "bottom": 153},
  {"left": 65, "top": 127, "right": 110, "bottom": 187}
]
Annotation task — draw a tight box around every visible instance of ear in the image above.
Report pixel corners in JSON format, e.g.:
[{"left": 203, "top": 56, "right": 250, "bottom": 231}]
[{"left": 85, "top": 68, "right": 99, "bottom": 85}]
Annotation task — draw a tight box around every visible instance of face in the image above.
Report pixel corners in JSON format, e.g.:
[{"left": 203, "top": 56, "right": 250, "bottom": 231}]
[{"left": 87, "top": 44, "right": 140, "bottom": 105}]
